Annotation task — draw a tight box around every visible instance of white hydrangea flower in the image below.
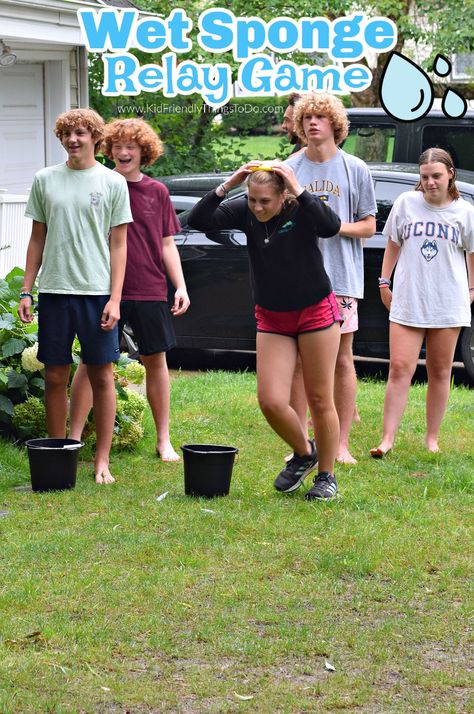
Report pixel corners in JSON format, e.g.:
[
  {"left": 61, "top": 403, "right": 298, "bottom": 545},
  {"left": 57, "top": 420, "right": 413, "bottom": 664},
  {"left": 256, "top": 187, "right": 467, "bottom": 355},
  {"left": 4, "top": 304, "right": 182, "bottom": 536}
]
[
  {"left": 125, "top": 360, "right": 146, "bottom": 385},
  {"left": 21, "top": 343, "right": 44, "bottom": 372}
]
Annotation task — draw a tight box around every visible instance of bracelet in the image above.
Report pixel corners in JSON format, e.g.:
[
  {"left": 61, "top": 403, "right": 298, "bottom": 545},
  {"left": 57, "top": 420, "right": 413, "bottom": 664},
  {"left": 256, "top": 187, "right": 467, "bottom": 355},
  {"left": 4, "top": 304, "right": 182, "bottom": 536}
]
[
  {"left": 379, "top": 284, "right": 391, "bottom": 289},
  {"left": 378, "top": 277, "right": 391, "bottom": 287},
  {"left": 216, "top": 182, "right": 228, "bottom": 197},
  {"left": 19, "top": 291, "right": 34, "bottom": 304}
]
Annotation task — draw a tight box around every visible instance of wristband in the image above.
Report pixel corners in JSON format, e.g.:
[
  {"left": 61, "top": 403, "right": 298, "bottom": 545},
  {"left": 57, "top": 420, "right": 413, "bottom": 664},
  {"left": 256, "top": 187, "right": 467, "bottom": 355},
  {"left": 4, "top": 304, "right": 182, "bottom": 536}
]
[
  {"left": 379, "top": 284, "right": 390, "bottom": 289},
  {"left": 378, "top": 277, "right": 391, "bottom": 287},
  {"left": 19, "top": 291, "right": 34, "bottom": 304},
  {"left": 216, "top": 182, "right": 228, "bottom": 197}
]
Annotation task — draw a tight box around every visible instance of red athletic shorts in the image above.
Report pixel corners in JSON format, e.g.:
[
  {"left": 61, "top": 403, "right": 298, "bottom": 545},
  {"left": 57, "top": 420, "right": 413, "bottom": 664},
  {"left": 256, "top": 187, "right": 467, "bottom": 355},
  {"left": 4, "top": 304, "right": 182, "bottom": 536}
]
[{"left": 255, "top": 292, "right": 341, "bottom": 337}]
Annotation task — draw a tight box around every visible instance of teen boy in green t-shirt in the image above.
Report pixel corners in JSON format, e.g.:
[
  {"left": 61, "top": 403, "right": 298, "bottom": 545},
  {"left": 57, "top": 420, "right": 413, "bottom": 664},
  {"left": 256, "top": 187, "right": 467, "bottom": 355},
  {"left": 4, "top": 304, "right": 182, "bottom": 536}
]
[{"left": 19, "top": 108, "right": 132, "bottom": 485}]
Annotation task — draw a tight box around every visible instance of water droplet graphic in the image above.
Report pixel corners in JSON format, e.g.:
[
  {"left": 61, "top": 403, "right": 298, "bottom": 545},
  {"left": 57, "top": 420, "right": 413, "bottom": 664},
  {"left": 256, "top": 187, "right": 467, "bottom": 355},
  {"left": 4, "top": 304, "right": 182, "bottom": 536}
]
[
  {"left": 380, "top": 52, "right": 434, "bottom": 121},
  {"left": 441, "top": 88, "right": 467, "bottom": 118},
  {"left": 433, "top": 54, "right": 451, "bottom": 77}
]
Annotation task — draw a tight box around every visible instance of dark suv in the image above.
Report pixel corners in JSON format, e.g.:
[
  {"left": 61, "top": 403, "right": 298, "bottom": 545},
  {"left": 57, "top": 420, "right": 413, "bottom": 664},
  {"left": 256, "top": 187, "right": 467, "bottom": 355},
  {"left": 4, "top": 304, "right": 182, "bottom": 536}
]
[
  {"left": 344, "top": 108, "right": 474, "bottom": 171},
  {"left": 157, "top": 164, "right": 474, "bottom": 381}
]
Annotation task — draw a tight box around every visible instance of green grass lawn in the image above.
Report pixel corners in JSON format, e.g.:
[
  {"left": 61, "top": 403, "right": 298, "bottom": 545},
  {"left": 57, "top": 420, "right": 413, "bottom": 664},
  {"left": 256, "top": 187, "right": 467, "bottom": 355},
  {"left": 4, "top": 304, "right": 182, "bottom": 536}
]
[
  {"left": 211, "top": 134, "right": 289, "bottom": 163},
  {"left": 0, "top": 373, "right": 473, "bottom": 713}
]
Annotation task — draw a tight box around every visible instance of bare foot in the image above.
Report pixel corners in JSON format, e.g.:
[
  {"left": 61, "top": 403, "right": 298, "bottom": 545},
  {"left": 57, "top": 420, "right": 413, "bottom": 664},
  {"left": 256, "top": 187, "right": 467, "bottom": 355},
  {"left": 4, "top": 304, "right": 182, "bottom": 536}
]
[
  {"left": 425, "top": 439, "right": 440, "bottom": 453},
  {"left": 337, "top": 448, "right": 357, "bottom": 465},
  {"left": 369, "top": 443, "right": 392, "bottom": 458},
  {"left": 156, "top": 442, "right": 180, "bottom": 462},
  {"left": 95, "top": 463, "right": 115, "bottom": 484}
]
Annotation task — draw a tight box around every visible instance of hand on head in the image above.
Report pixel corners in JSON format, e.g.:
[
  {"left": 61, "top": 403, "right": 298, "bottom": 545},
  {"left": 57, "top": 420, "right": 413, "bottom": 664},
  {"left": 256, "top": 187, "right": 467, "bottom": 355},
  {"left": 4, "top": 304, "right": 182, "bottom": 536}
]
[{"left": 270, "top": 162, "right": 303, "bottom": 195}]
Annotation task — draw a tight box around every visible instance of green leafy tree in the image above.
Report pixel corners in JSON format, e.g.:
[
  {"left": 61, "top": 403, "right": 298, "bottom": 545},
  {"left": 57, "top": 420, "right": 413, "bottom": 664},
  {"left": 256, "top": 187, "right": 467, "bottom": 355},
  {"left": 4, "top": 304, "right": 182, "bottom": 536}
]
[{"left": 88, "top": 0, "right": 474, "bottom": 171}]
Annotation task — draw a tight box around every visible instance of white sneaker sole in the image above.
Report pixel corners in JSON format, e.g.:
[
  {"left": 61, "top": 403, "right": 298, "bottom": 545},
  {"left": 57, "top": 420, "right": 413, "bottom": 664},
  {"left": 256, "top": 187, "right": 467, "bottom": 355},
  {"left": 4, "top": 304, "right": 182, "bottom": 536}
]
[{"left": 275, "top": 461, "right": 318, "bottom": 493}]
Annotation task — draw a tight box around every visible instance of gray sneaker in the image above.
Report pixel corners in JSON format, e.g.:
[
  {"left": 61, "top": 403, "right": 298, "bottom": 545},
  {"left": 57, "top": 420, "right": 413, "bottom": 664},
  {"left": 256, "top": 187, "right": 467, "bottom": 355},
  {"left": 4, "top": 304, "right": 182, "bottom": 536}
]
[
  {"left": 305, "top": 472, "right": 338, "bottom": 501},
  {"left": 274, "top": 444, "right": 318, "bottom": 493}
]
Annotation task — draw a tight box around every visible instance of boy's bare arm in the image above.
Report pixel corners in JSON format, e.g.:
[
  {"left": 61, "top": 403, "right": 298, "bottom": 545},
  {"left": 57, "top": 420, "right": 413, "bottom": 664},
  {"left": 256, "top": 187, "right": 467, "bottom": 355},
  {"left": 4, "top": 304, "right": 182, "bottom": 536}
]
[{"left": 19, "top": 221, "right": 47, "bottom": 323}]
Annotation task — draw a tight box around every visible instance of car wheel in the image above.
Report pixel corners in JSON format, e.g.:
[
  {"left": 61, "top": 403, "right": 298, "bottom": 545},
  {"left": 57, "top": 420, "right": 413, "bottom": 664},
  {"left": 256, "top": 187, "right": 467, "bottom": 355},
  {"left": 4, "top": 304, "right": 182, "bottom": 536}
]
[{"left": 459, "top": 314, "right": 474, "bottom": 381}]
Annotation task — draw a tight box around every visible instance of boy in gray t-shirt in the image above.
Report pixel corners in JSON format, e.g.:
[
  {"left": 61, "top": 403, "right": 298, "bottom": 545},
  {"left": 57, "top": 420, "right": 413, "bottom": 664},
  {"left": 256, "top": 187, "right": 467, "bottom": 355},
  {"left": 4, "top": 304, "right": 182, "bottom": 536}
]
[
  {"left": 19, "top": 109, "right": 132, "bottom": 485},
  {"left": 286, "top": 92, "right": 377, "bottom": 465}
]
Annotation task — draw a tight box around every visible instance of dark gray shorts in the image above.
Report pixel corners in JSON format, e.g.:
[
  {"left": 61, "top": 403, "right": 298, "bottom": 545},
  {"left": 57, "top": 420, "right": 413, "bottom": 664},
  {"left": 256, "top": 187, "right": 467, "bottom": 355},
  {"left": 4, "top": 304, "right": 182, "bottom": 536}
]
[{"left": 119, "top": 300, "right": 176, "bottom": 356}]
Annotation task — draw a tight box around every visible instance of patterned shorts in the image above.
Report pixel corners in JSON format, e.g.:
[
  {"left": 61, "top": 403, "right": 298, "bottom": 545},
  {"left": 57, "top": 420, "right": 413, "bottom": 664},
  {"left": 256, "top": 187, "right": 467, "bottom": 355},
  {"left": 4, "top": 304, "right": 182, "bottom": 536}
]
[{"left": 336, "top": 295, "right": 358, "bottom": 334}]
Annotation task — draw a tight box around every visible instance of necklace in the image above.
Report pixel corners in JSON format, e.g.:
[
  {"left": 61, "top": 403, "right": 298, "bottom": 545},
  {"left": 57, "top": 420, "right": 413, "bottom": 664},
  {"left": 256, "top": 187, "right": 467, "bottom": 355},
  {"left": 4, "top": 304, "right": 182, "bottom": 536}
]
[{"left": 263, "top": 214, "right": 283, "bottom": 244}]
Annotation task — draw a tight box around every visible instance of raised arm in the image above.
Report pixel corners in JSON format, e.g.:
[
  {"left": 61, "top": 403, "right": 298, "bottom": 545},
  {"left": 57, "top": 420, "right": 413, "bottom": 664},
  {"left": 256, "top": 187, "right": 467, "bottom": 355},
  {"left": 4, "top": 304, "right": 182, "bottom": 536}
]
[
  {"left": 187, "top": 162, "right": 262, "bottom": 231},
  {"left": 272, "top": 162, "right": 341, "bottom": 237}
]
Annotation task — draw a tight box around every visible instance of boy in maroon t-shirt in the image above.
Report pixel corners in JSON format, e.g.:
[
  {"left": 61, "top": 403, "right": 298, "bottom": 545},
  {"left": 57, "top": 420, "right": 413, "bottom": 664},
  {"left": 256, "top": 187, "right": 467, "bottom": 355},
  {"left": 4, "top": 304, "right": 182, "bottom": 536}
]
[{"left": 70, "top": 119, "right": 190, "bottom": 462}]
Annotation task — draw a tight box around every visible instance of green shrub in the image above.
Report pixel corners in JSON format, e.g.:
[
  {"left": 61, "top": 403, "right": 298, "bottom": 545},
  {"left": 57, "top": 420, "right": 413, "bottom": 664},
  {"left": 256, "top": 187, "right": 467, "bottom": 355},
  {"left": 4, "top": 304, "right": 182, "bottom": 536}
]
[
  {"left": 0, "top": 269, "right": 146, "bottom": 450},
  {"left": 220, "top": 97, "right": 285, "bottom": 135},
  {"left": 12, "top": 396, "right": 47, "bottom": 440}
]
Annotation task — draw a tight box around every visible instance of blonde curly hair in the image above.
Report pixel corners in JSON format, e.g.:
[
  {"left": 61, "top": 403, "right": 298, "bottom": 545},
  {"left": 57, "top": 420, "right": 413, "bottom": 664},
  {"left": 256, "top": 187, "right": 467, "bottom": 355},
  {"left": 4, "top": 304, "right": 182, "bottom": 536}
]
[
  {"left": 293, "top": 93, "right": 349, "bottom": 146},
  {"left": 103, "top": 119, "right": 164, "bottom": 167},
  {"left": 54, "top": 109, "right": 105, "bottom": 154}
]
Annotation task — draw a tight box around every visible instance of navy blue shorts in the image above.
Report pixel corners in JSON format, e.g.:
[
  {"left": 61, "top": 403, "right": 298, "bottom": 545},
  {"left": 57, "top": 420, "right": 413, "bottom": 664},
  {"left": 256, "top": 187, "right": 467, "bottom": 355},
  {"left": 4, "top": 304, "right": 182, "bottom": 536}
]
[
  {"left": 37, "top": 293, "right": 120, "bottom": 365},
  {"left": 119, "top": 300, "right": 176, "bottom": 356}
]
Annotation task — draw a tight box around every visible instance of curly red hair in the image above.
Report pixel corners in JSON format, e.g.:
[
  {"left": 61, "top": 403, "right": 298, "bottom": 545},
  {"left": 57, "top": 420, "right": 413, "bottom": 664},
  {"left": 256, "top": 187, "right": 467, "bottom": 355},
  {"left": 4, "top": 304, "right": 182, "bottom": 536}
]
[{"left": 103, "top": 119, "right": 164, "bottom": 167}]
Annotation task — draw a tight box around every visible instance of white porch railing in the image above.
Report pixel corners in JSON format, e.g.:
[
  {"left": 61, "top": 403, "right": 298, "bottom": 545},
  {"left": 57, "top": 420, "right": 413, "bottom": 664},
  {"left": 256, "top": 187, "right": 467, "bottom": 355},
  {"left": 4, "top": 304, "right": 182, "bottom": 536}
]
[{"left": 0, "top": 193, "right": 31, "bottom": 278}]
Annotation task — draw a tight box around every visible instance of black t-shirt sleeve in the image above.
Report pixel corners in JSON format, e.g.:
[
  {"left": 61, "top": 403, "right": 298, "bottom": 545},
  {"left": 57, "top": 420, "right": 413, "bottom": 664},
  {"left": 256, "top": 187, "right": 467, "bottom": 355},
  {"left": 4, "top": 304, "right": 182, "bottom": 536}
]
[
  {"left": 296, "top": 189, "right": 341, "bottom": 237},
  {"left": 187, "top": 190, "right": 248, "bottom": 231}
]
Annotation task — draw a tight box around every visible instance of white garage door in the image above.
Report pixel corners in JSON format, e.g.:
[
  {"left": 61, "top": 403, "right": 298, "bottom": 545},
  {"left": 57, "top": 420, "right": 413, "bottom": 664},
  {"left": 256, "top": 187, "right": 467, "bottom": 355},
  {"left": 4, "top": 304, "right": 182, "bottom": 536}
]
[{"left": 0, "top": 63, "right": 45, "bottom": 194}]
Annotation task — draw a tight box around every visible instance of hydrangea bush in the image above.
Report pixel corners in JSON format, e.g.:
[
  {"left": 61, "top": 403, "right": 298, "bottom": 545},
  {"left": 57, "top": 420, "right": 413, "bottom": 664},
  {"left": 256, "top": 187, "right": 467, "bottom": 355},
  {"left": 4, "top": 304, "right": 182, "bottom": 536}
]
[{"left": 0, "top": 268, "right": 146, "bottom": 448}]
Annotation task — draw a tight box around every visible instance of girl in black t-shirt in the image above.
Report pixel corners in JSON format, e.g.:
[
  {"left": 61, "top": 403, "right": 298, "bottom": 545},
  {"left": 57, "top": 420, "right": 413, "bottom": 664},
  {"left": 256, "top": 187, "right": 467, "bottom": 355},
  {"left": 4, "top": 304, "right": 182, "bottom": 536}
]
[{"left": 188, "top": 161, "right": 342, "bottom": 501}]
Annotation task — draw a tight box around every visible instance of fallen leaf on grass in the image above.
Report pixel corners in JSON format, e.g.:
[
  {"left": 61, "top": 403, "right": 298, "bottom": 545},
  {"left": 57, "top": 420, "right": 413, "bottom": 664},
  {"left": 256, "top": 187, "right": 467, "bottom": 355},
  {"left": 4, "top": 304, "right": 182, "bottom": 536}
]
[
  {"left": 5, "top": 630, "right": 46, "bottom": 649},
  {"left": 113, "top": 524, "right": 121, "bottom": 531},
  {"left": 156, "top": 492, "right": 169, "bottom": 502},
  {"left": 25, "top": 631, "right": 43, "bottom": 641},
  {"left": 234, "top": 693, "right": 254, "bottom": 701},
  {"left": 201, "top": 508, "right": 216, "bottom": 514},
  {"left": 410, "top": 471, "right": 427, "bottom": 479},
  {"left": 325, "top": 660, "right": 336, "bottom": 672},
  {"left": 101, "top": 686, "right": 111, "bottom": 692}
]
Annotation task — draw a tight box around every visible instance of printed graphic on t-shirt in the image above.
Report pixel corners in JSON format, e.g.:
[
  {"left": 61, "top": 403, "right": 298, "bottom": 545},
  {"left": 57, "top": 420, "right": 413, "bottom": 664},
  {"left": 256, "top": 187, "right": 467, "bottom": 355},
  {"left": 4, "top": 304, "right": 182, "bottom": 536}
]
[
  {"left": 304, "top": 179, "right": 341, "bottom": 197},
  {"left": 401, "top": 220, "right": 460, "bottom": 246},
  {"left": 143, "top": 195, "right": 156, "bottom": 216},
  {"left": 420, "top": 239, "right": 439, "bottom": 261},
  {"left": 277, "top": 220, "right": 296, "bottom": 235},
  {"left": 89, "top": 192, "right": 102, "bottom": 207}
]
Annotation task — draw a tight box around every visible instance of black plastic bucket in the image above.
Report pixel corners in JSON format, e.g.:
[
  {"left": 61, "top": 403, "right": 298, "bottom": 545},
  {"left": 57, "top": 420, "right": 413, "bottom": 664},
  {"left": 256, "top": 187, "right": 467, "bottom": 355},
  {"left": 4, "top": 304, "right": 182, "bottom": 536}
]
[
  {"left": 25, "top": 438, "right": 83, "bottom": 492},
  {"left": 181, "top": 444, "right": 238, "bottom": 498}
]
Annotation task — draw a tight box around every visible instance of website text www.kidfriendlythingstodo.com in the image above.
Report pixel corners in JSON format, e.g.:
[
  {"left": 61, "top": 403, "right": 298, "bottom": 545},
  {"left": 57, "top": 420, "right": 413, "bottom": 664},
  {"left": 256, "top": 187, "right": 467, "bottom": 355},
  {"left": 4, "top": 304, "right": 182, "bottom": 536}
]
[{"left": 78, "top": 8, "right": 397, "bottom": 108}]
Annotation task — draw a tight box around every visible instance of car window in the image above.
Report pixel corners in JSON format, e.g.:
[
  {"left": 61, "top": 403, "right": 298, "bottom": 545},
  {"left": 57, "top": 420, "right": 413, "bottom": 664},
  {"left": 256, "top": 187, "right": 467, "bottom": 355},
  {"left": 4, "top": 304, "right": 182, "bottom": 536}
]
[
  {"left": 342, "top": 125, "right": 396, "bottom": 162},
  {"left": 373, "top": 178, "right": 416, "bottom": 232},
  {"left": 422, "top": 125, "right": 474, "bottom": 172}
]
